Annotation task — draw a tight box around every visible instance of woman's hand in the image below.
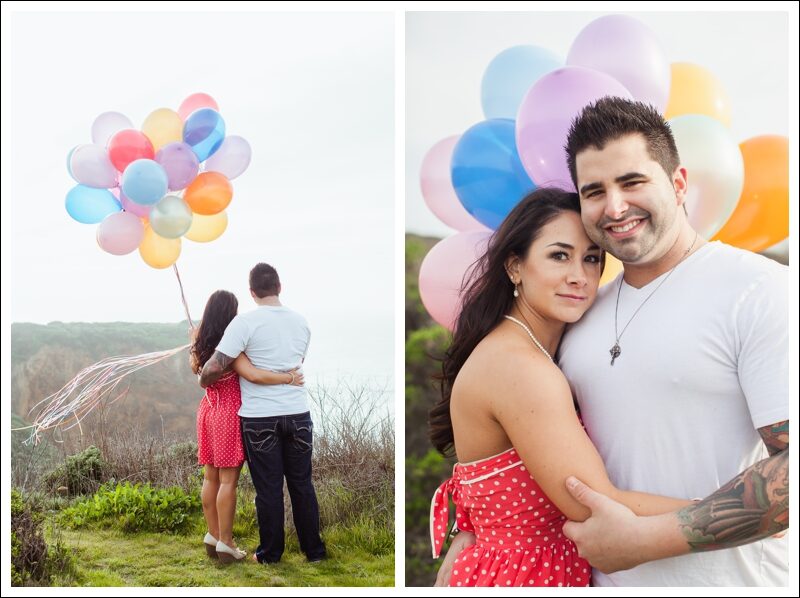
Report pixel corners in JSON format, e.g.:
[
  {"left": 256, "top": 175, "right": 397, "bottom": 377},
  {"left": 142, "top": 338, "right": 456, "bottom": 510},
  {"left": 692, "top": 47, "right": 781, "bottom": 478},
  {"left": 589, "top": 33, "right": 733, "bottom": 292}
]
[
  {"left": 287, "top": 367, "right": 304, "bottom": 387},
  {"left": 434, "top": 531, "right": 476, "bottom": 586}
]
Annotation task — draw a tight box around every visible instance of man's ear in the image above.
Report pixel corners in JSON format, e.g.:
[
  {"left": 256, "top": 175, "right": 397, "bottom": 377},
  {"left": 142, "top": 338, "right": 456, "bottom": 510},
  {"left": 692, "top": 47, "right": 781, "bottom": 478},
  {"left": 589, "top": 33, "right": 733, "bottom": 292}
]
[{"left": 673, "top": 166, "right": 688, "bottom": 207}]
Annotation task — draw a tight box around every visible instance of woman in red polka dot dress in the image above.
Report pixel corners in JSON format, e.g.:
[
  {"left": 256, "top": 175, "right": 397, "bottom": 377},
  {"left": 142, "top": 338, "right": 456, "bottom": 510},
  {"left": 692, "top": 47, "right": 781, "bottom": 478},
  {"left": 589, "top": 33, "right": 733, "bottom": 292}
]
[
  {"left": 428, "top": 190, "right": 694, "bottom": 587},
  {"left": 190, "top": 290, "right": 303, "bottom": 563}
]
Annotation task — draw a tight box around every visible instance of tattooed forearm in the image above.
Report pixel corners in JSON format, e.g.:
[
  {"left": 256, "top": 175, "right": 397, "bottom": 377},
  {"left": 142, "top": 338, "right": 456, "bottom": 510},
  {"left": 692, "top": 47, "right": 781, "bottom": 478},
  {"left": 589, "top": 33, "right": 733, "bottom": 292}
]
[
  {"left": 759, "top": 420, "right": 789, "bottom": 456},
  {"left": 199, "top": 351, "right": 235, "bottom": 387},
  {"left": 677, "top": 421, "right": 789, "bottom": 552}
]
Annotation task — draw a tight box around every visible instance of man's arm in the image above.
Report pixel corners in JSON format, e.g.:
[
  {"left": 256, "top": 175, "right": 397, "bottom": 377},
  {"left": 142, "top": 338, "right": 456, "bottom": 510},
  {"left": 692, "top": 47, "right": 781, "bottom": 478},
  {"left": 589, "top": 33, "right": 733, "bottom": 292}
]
[
  {"left": 562, "top": 421, "right": 789, "bottom": 573},
  {"left": 677, "top": 420, "right": 788, "bottom": 551},
  {"left": 199, "top": 350, "right": 237, "bottom": 388}
]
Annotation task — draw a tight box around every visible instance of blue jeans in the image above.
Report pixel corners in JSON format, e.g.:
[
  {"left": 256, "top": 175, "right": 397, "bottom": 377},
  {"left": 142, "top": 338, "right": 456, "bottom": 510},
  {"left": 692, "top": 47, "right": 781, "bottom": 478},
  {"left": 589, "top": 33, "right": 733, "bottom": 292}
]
[{"left": 241, "top": 412, "right": 326, "bottom": 563}]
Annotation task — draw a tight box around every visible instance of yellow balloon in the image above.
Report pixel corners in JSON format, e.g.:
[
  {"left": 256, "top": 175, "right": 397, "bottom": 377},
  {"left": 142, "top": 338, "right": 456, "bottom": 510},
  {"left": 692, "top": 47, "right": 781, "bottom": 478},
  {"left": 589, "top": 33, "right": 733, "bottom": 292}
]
[
  {"left": 664, "top": 63, "right": 731, "bottom": 127},
  {"left": 184, "top": 211, "right": 228, "bottom": 243},
  {"left": 139, "top": 225, "right": 181, "bottom": 269},
  {"left": 600, "top": 253, "right": 623, "bottom": 287},
  {"left": 142, "top": 108, "right": 183, "bottom": 152}
]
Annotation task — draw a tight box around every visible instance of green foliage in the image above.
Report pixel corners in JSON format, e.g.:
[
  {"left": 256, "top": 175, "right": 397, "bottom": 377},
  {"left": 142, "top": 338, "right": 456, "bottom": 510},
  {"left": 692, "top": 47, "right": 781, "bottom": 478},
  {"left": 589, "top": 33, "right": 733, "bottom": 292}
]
[
  {"left": 405, "top": 232, "right": 458, "bottom": 585},
  {"left": 43, "top": 445, "right": 106, "bottom": 496},
  {"left": 60, "top": 482, "right": 200, "bottom": 533}
]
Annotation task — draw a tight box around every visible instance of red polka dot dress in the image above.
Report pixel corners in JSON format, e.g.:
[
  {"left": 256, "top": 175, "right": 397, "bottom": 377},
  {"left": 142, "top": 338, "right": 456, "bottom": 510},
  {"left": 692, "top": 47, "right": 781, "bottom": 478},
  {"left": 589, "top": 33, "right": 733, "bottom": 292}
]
[
  {"left": 196, "top": 371, "right": 246, "bottom": 468},
  {"left": 431, "top": 448, "right": 590, "bottom": 587}
]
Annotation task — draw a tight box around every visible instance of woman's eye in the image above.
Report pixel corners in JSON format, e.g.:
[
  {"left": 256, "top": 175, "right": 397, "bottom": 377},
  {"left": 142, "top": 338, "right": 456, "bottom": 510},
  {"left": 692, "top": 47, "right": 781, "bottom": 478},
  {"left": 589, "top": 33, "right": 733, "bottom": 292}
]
[
  {"left": 585, "top": 254, "right": 601, "bottom": 264},
  {"left": 550, "top": 252, "right": 568, "bottom": 261}
]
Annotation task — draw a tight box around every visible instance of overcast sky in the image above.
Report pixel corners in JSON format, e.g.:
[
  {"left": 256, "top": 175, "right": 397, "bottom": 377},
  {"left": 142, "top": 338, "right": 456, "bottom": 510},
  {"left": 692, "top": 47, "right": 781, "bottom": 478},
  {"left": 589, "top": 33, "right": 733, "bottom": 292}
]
[
  {"left": 3, "top": 10, "right": 394, "bottom": 388},
  {"left": 406, "top": 10, "right": 791, "bottom": 238}
]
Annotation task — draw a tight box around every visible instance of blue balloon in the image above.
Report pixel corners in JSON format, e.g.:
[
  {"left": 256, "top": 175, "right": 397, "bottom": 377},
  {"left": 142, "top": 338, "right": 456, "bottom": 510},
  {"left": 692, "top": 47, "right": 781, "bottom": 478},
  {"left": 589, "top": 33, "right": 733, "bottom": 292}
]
[
  {"left": 183, "top": 108, "right": 226, "bottom": 162},
  {"left": 65, "top": 185, "right": 121, "bottom": 224},
  {"left": 451, "top": 119, "right": 536, "bottom": 230},
  {"left": 121, "top": 159, "right": 168, "bottom": 206},
  {"left": 481, "top": 45, "right": 562, "bottom": 120}
]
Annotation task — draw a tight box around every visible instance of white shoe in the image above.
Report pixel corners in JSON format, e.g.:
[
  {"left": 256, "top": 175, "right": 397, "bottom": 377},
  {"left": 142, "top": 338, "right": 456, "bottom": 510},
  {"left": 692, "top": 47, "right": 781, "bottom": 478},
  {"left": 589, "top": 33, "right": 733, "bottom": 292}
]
[
  {"left": 204, "top": 533, "right": 218, "bottom": 558},
  {"left": 216, "top": 540, "right": 247, "bottom": 564}
]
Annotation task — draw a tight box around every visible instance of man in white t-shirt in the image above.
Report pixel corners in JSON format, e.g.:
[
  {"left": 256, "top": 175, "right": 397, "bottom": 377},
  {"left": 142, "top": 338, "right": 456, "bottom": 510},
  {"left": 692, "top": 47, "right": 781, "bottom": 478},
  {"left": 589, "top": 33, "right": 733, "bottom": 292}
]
[
  {"left": 199, "top": 263, "right": 326, "bottom": 564},
  {"left": 556, "top": 97, "right": 789, "bottom": 585}
]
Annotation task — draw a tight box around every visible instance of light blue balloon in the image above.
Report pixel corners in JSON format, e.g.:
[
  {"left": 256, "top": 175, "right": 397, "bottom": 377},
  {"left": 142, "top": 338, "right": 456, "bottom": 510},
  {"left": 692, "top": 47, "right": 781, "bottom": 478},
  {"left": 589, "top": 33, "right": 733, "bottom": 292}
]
[
  {"left": 481, "top": 45, "right": 563, "bottom": 120},
  {"left": 183, "top": 108, "right": 226, "bottom": 162},
  {"left": 121, "top": 159, "right": 168, "bottom": 206},
  {"left": 66, "top": 146, "right": 78, "bottom": 181},
  {"left": 451, "top": 119, "right": 536, "bottom": 230},
  {"left": 65, "top": 185, "right": 121, "bottom": 224}
]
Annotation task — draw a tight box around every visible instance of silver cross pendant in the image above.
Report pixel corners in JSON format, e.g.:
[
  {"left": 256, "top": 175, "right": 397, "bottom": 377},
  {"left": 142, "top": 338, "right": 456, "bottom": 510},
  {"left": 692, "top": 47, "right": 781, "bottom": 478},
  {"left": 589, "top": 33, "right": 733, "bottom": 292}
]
[{"left": 610, "top": 343, "right": 621, "bottom": 366}]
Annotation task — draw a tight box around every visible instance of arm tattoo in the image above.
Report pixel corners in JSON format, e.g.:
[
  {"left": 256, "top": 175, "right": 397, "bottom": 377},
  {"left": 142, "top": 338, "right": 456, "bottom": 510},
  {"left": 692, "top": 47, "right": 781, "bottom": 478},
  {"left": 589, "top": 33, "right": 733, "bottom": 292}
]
[
  {"left": 677, "top": 421, "right": 789, "bottom": 551},
  {"left": 759, "top": 420, "right": 789, "bottom": 456},
  {"left": 199, "top": 351, "right": 235, "bottom": 388}
]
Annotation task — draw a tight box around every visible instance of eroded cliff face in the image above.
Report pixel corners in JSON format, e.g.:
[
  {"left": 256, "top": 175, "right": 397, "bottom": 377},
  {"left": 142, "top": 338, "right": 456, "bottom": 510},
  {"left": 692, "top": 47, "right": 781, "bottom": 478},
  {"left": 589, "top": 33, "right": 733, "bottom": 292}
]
[{"left": 11, "top": 322, "right": 202, "bottom": 441}]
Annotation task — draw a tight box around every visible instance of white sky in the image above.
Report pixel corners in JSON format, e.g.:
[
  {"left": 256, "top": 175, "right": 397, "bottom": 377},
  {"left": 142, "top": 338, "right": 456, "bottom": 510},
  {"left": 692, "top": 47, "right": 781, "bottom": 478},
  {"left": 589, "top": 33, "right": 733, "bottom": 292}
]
[
  {"left": 3, "top": 10, "right": 395, "bottom": 386},
  {"left": 406, "top": 10, "right": 791, "bottom": 237}
]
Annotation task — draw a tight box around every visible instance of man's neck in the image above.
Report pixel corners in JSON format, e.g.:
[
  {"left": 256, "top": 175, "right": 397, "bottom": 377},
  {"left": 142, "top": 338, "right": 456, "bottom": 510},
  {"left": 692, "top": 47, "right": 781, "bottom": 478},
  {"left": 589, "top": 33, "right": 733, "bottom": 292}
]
[
  {"left": 254, "top": 295, "right": 281, "bottom": 306},
  {"left": 622, "top": 225, "right": 704, "bottom": 289}
]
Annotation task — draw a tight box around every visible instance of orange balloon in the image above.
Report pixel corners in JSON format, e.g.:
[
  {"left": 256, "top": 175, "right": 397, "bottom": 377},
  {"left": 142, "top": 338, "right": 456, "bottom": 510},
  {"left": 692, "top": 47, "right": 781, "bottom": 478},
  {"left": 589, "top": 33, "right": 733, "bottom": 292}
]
[
  {"left": 183, "top": 171, "right": 233, "bottom": 215},
  {"left": 599, "top": 253, "right": 623, "bottom": 287},
  {"left": 712, "top": 135, "right": 788, "bottom": 252}
]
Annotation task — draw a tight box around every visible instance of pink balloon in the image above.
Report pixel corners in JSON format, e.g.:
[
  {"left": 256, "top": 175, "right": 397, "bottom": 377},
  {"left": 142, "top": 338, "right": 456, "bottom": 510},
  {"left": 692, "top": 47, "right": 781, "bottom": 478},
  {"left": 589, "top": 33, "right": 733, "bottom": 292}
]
[
  {"left": 96, "top": 211, "right": 145, "bottom": 255},
  {"left": 178, "top": 93, "right": 219, "bottom": 121},
  {"left": 420, "top": 136, "right": 490, "bottom": 232},
  {"left": 419, "top": 231, "right": 492, "bottom": 330},
  {"left": 516, "top": 66, "right": 632, "bottom": 191},
  {"left": 117, "top": 188, "right": 152, "bottom": 219},
  {"left": 567, "top": 15, "right": 670, "bottom": 112}
]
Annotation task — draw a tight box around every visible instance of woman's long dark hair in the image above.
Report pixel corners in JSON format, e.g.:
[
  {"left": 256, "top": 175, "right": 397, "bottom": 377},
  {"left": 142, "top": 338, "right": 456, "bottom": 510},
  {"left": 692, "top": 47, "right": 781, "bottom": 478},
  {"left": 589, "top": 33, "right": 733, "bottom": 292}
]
[
  {"left": 190, "top": 290, "right": 239, "bottom": 374},
  {"left": 429, "top": 188, "right": 582, "bottom": 456}
]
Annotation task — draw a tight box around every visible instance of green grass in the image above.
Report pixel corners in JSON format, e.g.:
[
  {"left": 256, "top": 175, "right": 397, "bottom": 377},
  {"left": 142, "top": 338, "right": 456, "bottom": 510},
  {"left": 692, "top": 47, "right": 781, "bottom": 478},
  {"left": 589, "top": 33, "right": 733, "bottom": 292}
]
[{"left": 52, "top": 524, "right": 394, "bottom": 587}]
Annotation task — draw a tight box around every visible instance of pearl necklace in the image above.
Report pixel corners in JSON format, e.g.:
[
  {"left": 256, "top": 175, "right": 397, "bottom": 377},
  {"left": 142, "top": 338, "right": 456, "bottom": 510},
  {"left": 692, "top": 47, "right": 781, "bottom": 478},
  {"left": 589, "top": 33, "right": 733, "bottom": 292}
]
[{"left": 504, "top": 315, "right": 553, "bottom": 362}]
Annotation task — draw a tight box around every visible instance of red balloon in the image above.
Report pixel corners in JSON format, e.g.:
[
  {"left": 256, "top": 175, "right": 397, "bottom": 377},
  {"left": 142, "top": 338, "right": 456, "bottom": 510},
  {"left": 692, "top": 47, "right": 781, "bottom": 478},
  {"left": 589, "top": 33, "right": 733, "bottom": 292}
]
[{"left": 108, "top": 129, "right": 154, "bottom": 173}]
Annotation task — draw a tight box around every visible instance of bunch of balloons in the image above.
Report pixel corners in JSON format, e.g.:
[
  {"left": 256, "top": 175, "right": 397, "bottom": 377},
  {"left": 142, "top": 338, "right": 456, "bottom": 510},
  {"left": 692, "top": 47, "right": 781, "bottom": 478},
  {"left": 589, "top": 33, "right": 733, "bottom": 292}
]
[
  {"left": 418, "top": 15, "right": 789, "bottom": 330},
  {"left": 65, "top": 92, "right": 251, "bottom": 268}
]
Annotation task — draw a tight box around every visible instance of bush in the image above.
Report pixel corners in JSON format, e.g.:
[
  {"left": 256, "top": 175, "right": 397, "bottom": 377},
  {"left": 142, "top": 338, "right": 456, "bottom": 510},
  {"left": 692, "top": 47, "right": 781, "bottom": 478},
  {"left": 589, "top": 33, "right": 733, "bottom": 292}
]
[
  {"left": 11, "top": 488, "right": 75, "bottom": 586},
  {"left": 42, "top": 445, "right": 106, "bottom": 496},
  {"left": 60, "top": 481, "right": 201, "bottom": 533}
]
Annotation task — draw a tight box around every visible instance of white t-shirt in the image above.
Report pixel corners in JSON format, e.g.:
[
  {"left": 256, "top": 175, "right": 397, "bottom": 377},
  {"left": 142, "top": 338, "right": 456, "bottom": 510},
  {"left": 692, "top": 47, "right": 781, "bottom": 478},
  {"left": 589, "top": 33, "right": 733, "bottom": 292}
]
[
  {"left": 558, "top": 241, "right": 789, "bottom": 586},
  {"left": 216, "top": 305, "right": 311, "bottom": 418}
]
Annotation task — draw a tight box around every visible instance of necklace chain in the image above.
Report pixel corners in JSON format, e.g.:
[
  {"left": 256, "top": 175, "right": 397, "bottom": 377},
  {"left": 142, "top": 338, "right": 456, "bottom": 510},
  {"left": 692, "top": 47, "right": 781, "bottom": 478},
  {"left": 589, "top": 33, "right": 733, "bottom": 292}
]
[
  {"left": 504, "top": 315, "right": 553, "bottom": 362},
  {"left": 610, "top": 232, "right": 698, "bottom": 365}
]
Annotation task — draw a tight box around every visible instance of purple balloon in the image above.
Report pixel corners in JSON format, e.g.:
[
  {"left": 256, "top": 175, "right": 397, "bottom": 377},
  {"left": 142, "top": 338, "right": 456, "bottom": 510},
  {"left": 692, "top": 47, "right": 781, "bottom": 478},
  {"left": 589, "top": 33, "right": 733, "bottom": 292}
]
[
  {"left": 515, "top": 66, "right": 632, "bottom": 190},
  {"left": 567, "top": 15, "right": 670, "bottom": 112},
  {"left": 155, "top": 142, "right": 200, "bottom": 191},
  {"left": 204, "top": 135, "right": 252, "bottom": 180},
  {"left": 70, "top": 144, "right": 118, "bottom": 189}
]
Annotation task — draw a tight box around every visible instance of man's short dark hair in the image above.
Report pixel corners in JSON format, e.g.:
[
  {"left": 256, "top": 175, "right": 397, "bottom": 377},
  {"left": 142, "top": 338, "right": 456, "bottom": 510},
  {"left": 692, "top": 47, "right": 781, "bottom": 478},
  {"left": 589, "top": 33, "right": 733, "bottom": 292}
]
[
  {"left": 565, "top": 97, "right": 680, "bottom": 187},
  {"left": 249, "top": 263, "right": 280, "bottom": 298}
]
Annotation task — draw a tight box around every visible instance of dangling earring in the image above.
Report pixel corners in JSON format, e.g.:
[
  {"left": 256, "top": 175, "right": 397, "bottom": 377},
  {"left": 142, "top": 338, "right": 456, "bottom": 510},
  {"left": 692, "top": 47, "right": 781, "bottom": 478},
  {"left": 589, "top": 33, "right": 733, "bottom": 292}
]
[{"left": 513, "top": 280, "right": 519, "bottom": 298}]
